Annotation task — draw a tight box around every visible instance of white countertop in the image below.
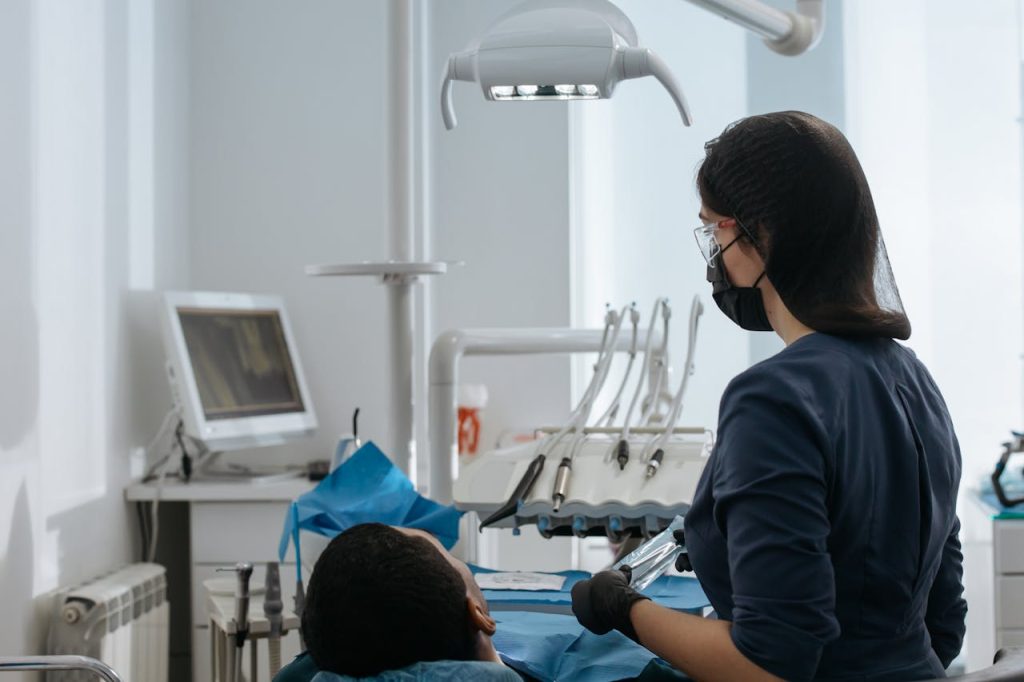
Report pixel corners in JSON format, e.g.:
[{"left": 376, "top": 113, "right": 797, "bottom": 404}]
[{"left": 125, "top": 477, "right": 317, "bottom": 502}]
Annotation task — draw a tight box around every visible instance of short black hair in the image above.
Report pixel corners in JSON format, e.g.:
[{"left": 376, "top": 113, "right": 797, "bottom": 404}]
[{"left": 301, "top": 523, "right": 475, "bottom": 676}]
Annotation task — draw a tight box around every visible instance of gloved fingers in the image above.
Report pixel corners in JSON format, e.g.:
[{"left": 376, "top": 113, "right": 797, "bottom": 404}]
[
  {"left": 618, "top": 565, "right": 633, "bottom": 583},
  {"left": 570, "top": 578, "right": 614, "bottom": 635},
  {"left": 675, "top": 552, "right": 693, "bottom": 573},
  {"left": 672, "top": 528, "right": 686, "bottom": 546}
]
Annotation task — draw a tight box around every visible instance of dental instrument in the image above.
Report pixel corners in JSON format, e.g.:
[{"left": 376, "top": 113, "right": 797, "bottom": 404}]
[
  {"left": 553, "top": 306, "right": 631, "bottom": 509},
  {"left": 264, "top": 562, "right": 284, "bottom": 678},
  {"left": 610, "top": 299, "right": 670, "bottom": 470},
  {"left": 454, "top": 299, "right": 710, "bottom": 539},
  {"left": 613, "top": 516, "right": 687, "bottom": 590},
  {"left": 482, "top": 307, "right": 626, "bottom": 525},
  {"left": 644, "top": 449, "right": 664, "bottom": 479},
  {"left": 217, "top": 562, "right": 253, "bottom": 682},
  {"left": 441, "top": 0, "right": 823, "bottom": 131},
  {"left": 552, "top": 457, "right": 573, "bottom": 514},
  {"left": 478, "top": 452, "right": 548, "bottom": 530}
]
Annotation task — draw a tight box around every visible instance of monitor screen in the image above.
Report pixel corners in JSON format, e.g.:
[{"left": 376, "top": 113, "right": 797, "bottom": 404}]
[{"left": 176, "top": 307, "right": 305, "bottom": 421}]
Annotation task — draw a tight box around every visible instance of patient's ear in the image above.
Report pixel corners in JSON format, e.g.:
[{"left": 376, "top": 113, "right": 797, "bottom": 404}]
[{"left": 466, "top": 597, "right": 496, "bottom": 637}]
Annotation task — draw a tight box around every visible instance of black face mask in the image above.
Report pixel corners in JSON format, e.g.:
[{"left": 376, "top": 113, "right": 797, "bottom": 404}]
[{"left": 706, "top": 237, "right": 773, "bottom": 332}]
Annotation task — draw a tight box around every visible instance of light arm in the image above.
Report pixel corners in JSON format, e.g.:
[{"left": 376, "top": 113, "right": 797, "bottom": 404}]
[
  {"left": 683, "top": 0, "right": 824, "bottom": 56},
  {"left": 620, "top": 47, "right": 693, "bottom": 127}
]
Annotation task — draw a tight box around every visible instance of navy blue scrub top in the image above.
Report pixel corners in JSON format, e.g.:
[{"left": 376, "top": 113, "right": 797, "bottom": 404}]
[{"left": 684, "top": 333, "right": 966, "bottom": 681}]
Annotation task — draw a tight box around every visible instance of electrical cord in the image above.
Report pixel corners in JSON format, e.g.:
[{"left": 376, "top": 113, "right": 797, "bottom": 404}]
[{"left": 147, "top": 420, "right": 190, "bottom": 563}]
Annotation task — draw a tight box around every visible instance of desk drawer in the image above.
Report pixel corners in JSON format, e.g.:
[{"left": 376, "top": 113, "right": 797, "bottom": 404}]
[
  {"left": 996, "top": 576, "right": 1024, "bottom": 628},
  {"left": 995, "top": 521, "right": 1024, "bottom": 574},
  {"left": 192, "top": 502, "right": 293, "bottom": 563}
]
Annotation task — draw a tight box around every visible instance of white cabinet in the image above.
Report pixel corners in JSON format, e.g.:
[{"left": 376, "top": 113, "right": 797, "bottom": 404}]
[
  {"left": 995, "top": 519, "right": 1024, "bottom": 651},
  {"left": 126, "top": 479, "right": 318, "bottom": 682}
]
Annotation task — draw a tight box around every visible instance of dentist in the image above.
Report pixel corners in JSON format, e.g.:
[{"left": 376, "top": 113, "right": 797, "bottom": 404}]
[{"left": 571, "top": 111, "right": 966, "bottom": 682}]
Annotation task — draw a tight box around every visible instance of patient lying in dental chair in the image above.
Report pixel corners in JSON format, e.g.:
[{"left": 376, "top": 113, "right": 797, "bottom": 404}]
[{"left": 290, "top": 523, "right": 521, "bottom": 681}]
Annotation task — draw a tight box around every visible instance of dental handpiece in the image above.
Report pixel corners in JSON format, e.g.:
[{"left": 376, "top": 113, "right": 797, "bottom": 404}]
[
  {"left": 645, "top": 449, "right": 664, "bottom": 479},
  {"left": 552, "top": 457, "right": 572, "bottom": 513},
  {"left": 217, "top": 561, "right": 253, "bottom": 682}
]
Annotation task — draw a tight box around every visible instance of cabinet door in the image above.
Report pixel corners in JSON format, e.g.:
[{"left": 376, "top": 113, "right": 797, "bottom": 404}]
[
  {"left": 995, "top": 521, "right": 1024, "bottom": 575},
  {"left": 191, "top": 502, "right": 294, "bottom": 564},
  {"left": 996, "top": 576, "right": 1024, "bottom": 629}
]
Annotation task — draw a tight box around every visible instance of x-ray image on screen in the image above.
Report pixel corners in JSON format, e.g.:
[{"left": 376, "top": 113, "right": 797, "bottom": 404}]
[{"left": 177, "top": 308, "right": 305, "bottom": 420}]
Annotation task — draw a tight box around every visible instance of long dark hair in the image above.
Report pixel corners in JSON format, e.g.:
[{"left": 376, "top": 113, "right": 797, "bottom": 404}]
[{"left": 697, "top": 111, "right": 911, "bottom": 340}]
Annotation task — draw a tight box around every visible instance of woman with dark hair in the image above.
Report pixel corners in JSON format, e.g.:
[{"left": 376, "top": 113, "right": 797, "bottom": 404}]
[{"left": 572, "top": 111, "right": 966, "bottom": 681}]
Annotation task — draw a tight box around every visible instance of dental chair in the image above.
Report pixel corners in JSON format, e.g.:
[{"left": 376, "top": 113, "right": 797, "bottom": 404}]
[
  {"left": 271, "top": 648, "right": 1024, "bottom": 682},
  {"left": 0, "top": 655, "right": 122, "bottom": 681}
]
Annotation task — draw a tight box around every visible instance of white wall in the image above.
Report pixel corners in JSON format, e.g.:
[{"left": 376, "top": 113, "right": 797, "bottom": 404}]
[
  {"left": 744, "top": 0, "right": 846, "bottom": 364},
  {"left": 426, "top": 0, "right": 578, "bottom": 571},
  {"left": 571, "top": 0, "right": 752, "bottom": 438},
  {"left": 187, "top": 0, "right": 393, "bottom": 467},
  {"left": 0, "top": 0, "right": 190, "bottom": 674},
  {"left": 845, "top": 2, "right": 1024, "bottom": 669}
]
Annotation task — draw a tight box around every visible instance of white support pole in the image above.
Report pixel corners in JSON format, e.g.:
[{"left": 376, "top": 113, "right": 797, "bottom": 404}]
[{"left": 387, "top": 0, "right": 416, "bottom": 476}]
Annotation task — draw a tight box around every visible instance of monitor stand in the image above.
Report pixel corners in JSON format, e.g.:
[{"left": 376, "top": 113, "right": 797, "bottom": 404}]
[{"left": 193, "top": 450, "right": 304, "bottom": 485}]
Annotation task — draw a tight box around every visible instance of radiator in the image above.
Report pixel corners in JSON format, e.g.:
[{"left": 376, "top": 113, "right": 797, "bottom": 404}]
[{"left": 46, "top": 563, "right": 168, "bottom": 682}]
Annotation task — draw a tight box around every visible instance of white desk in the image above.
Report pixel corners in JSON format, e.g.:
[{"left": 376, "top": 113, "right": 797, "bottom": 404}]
[{"left": 125, "top": 478, "right": 317, "bottom": 682}]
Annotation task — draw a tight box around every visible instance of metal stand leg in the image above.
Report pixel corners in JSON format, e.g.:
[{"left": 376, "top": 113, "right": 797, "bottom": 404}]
[
  {"left": 218, "top": 629, "right": 227, "bottom": 682},
  {"left": 226, "top": 635, "right": 236, "bottom": 682},
  {"left": 210, "top": 621, "right": 218, "bottom": 682},
  {"left": 250, "top": 639, "right": 258, "bottom": 682}
]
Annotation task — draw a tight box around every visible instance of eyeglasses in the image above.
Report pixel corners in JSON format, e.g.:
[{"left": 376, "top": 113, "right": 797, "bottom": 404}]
[
  {"left": 693, "top": 218, "right": 737, "bottom": 267},
  {"left": 693, "top": 217, "right": 760, "bottom": 267}
]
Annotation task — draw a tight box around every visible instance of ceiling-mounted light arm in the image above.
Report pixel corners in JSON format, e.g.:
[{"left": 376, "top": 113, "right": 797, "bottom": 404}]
[
  {"left": 619, "top": 47, "right": 692, "bottom": 127},
  {"left": 441, "top": 51, "right": 477, "bottom": 131},
  {"left": 683, "top": 0, "right": 824, "bottom": 56}
]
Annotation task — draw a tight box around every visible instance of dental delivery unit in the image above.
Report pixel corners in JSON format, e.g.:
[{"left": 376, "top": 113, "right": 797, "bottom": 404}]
[{"left": 454, "top": 297, "right": 710, "bottom": 540}]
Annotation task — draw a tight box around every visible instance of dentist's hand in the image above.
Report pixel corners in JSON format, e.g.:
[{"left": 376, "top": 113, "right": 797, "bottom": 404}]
[{"left": 571, "top": 567, "right": 651, "bottom": 643}]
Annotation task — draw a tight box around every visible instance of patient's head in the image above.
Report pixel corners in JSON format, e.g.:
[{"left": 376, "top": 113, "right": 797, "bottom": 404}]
[{"left": 302, "top": 523, "right": 498, "bottom": 677}]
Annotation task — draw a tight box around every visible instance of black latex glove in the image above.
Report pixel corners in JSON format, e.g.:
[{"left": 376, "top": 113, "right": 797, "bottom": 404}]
[
  {"left": 571, "top": 567, "right": 651, "bottom": 643},
  {"left": 673, "top": 529, "right": 693, "bottom": 573}
]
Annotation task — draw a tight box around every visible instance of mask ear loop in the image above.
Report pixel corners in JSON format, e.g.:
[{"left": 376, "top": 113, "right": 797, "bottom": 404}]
[{"left": 733, "top": 217, "right": 770, "bottom": 289}]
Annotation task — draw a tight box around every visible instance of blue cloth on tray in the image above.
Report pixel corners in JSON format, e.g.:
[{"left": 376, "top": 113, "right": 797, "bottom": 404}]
[{"left": 278, "top": 442, "right": 464, "bottom": 575}]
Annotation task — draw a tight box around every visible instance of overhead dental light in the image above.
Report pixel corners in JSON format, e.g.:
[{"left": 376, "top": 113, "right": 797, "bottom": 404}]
[
  {"left": 441, "top": 0, "right": 692, "bottom": 130},
  {"left": 440, "top": 0, "right": 825, "bottom": 131}
]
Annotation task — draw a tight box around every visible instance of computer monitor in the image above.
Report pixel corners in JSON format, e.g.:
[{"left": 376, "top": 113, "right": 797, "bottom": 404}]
[{"left": 160, "top": 291, "right": 317, "bottom": 452}]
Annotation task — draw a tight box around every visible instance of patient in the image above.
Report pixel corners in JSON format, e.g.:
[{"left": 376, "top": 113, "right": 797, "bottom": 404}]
[{"left": 300, "top": 523, "right": 518, "bottom": 680}]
